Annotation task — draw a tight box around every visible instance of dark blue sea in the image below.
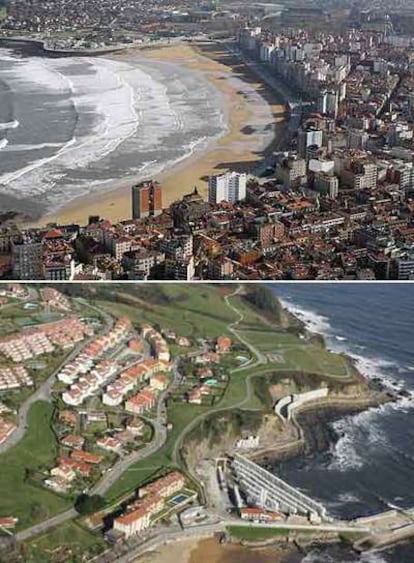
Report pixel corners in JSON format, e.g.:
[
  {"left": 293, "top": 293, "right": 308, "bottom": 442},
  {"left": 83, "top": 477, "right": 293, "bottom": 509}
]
[{"left": 271, "top": 284, "right": 414, "bottom": 563}]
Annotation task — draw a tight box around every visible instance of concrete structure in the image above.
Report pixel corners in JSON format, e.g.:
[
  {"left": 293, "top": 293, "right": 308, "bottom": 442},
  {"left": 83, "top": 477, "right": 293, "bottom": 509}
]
[
  {"left": 275, "top": 388, "right": 329, "bottom": 421},
  {"left": 298, "top": 127, "right": 323, "bottom": 158},
  {"left": 12, "top": 240, "right": 43, "bottom": 280},
  {"left": 276, "top": 156, "right": 307, "bottom": 188},
  {"left": 232, "top": 454, "right": 328, "bottom": 522},
  {"left": 132, "top": 181, "right": 163, "bottom": 219},
  {"left": 314, "top": 173, "right": 339, "bottom": 199},
  {"left": 208, "top": 172, "right": 247, "bottom": 204}
]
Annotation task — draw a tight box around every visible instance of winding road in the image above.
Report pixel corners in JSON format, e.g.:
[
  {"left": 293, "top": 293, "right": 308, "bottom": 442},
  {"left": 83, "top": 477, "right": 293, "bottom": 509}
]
[
  {"left": 171, "top": 285, "right": 266, "bottom": 467},
  {"left": 12, "top": 286, "right": 266, "bottom": 543},
  {"left": 0, "top": 300, "right": 114, "bottom": 454}
]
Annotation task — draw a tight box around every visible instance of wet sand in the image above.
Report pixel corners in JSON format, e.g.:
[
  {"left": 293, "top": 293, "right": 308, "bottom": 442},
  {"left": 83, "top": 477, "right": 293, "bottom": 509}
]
[
  {"left": 30, "top": 41, "right": 286, "bottom": 227},
  {"left": 136, "top": 537, "right": 300, "bottom": 563}
]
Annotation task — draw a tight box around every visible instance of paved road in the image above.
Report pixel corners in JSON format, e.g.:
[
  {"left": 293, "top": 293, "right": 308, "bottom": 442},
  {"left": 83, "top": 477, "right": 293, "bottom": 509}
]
[
  {"left": 220, "top": 40, "right": 302, "bottom": 156},
  {"left": 0, "top": 300, "right": 114, "bottom": 454},
  {"left": 103, "top": 516, "right": 371, "bottom": 563},
  {"left": 92, "top": 358, "right": 181, "bottom": 497},
  {"left": 171, "top": 285, "right": 266, "bottom": 467},
  {"left": 9, "top": 288, "right": 268, "bottom": 541},
  {"left": 15, "top": 508, "right": 78, "bottom": 542}
]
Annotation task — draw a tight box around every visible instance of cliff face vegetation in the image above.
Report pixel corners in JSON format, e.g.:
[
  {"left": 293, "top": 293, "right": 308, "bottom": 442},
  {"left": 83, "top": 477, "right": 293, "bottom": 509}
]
[{"left": 182, "top": 410, "right": 284, "bottom": 470}]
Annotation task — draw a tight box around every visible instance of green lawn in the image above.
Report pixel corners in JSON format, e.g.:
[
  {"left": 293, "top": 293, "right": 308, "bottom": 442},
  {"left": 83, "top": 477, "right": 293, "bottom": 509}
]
[
  {"left": 227, "top": 525, "right": 290, "bottom": 540},
  {"left": 103, "top": 402, "right": 205, "bottom": 503},
  {"left": 18, "top": 284, "right": 354, "bottom": 513},
  {"left": 23, "top": 522, "right": 106, "bottom": 562},
  {"left": 102, "top": 286, "right": 354, "bottom": 502},
  {"left": 236, "top": 329, "right": 349, "bottom": 378},
  {"left": 227, "top": 294, "right": 276, "bottom": 330},
  {"left": 0, "top": 401, "right": 70, "bottom": 530},
  {"left": 95, "top": 285, "right": 236, "bottom": 339}
]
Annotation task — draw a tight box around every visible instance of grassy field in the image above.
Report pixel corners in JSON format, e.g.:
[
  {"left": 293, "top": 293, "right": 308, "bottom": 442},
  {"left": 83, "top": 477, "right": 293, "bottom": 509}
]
[
  {"left": 237, "top": 329, "right": 349, "bottom": 378},
  {"left": 23, "top": 522, "right": 106, "bottom": 562},
  {"left": 0, "top": 401, "right": 70, "bottom": 529},
  {"left": 103, "top": 402, "right": 206, "bottom": 502},
  {"left": 94, "top": 285, "right": 236, "bottom": 339},
  {"left": 102, "top": 284, "right": 357, "bottom": 502},
  {"left": 0, "top": 284, "right": 360, "bottom": 530},
  {"left": 227, "top": 525, "right": 290, "bottom": 540}
]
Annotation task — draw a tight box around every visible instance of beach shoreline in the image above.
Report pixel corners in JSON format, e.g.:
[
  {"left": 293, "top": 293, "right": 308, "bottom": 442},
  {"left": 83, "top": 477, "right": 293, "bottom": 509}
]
[
  {"left": 23, "top": 41, "right": 287, "bottom": 228},
  {"left": 135, "top": 537, "right": 299, "bottom": 563}
]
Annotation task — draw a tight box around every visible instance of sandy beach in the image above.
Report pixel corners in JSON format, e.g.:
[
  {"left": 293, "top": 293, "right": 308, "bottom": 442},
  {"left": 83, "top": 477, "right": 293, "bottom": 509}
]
[
  {"left": 30, "top": 41, "right": 286, "bottom": 227},
  {"left": 135, "top": 537, "right": 298, "bottom": 563}
]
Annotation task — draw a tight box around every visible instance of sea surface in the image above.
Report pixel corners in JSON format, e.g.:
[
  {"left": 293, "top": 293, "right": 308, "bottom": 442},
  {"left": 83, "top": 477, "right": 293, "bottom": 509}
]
[
  {"left": 271, "top": 283, "right": 414, "bottom": 563},
  {"left": 0, "top": 46, "right": 243, "bottom": 219}
]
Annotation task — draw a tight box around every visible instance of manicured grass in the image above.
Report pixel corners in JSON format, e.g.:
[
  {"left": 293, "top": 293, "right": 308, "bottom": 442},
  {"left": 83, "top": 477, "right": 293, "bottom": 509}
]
[
  {"left": 95, "top": 285, "right": 236, "bottom": 339},
  {"left": 227, "top": 525, "right": 290, "bottom": 540},
  {"left": 280, "top": 347, "right": 349, "bottom": 377},
  {"left": 97, "top": 284, "right": 355, "bottom": 504},
  {"left": 0, "top": 401, "right": 70, "bottom": 530},
  {"left": 236, "top": 330, "right": 349, "bottom": 378},
  {"left": 227, "top": 295, "right": 276, "bottom": 330},
  {"left": 104, "top": 403, "right": 205, "bottom": 502},
  {"left": 24, "top": 521, "right": 106, "bottom": 562}
]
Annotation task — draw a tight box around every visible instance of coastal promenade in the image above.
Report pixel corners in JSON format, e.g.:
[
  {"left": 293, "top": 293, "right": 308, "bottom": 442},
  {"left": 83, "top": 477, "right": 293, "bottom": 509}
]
[{"left": 0, "top": 35, "right": 181, "bottom": 56}]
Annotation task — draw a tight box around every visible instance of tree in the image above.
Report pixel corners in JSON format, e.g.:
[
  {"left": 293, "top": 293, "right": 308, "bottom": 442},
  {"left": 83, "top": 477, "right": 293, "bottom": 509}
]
[{"left": 75, "top": 494, "right": 106, "bottom": 515}]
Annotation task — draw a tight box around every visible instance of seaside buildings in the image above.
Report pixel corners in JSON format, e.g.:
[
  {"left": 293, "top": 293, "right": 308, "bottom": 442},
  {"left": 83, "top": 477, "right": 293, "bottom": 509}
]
[
  {"left": 4, "top": 25, "right": 414, "bottom": 280},
  {"left": 132, "top": 181, "right": 163, "bottom": 220},
  {"left": 112, "top": 471, "right": 186, "bottom": 538},
  {"left": 208, "top": 172, "right": 247, "bottom": 204}
]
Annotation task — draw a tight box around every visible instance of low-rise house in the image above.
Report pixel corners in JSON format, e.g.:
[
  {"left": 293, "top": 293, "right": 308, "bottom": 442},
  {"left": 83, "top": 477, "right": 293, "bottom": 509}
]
[
  {"left": 71, "top": 450, "right": 103, "bottom": 465},
  {"left": 139, "top": 471, "right": 185, "bottom": 499},
  {"left": 216, "top": 336, "right": 232, "bottom": 353},
  {"left": 240, "top": 507, "right": 282, "bottom": 522},
  {"left": 187, "top": 388, "right": 202, "bottom": 404},
  {"left": 61, "top": 434, "right": 85, "bottom": 450},
  {"left": 125, "top": 418, "right": 144, "bottom": 436},
  {"left": 0, "top": 516, "right": 18, "bottom": 529},
  {"left": 149, "top": 374, "right": 169, "bottom": 391},
  {"left": 113, "top": 472, "right": 185, "bottom": 538},
  {"left": 125, "top": 388, "right": 156, "bottom": 414},
  {"left": 96, "top": 436, "right": 122, "bottom": 453},
  {"left": 177, "top": 337, "right": 191, "bottom": 347}
]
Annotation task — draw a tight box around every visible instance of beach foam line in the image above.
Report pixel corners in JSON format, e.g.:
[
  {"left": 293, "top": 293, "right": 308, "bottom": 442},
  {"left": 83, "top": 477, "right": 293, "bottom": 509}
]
[
  {"left": 278, "top": 295, "right": 414, "bottom": 476},
  {"left": 0, "top": 138, "right": 8, "bottom": 150},
  {"left": 279, "top": 297, "right": 332, "bottom": 335},
  {"left": 0, "top": 137, "right": 77, "bottom": 189},
  {"left": 0, "top": 119, "right": 19, "bottom": 130},
  {"left": 4, "top": 141, "right": 68, "bottom": 152}
]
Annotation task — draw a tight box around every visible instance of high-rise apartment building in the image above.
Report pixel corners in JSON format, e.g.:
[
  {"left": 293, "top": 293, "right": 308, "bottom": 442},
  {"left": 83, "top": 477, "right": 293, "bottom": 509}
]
[
  {"left": 132, "top": 181, "right": 163, "bottom": 219},
  {"left": 12, "top": 240, "right": 44, "bottom": 280},
  {"left": 208, "top": 172, "right": 247, "bottom": 205}
]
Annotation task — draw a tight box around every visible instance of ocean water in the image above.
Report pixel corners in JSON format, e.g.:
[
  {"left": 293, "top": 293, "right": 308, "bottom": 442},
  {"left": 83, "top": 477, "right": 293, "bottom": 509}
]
[
  {"left": 0, "top": 46, "right": 248, "bottom": 219},
  {"left": 272, "top": 284, "right": 414, "bottom": 562}
]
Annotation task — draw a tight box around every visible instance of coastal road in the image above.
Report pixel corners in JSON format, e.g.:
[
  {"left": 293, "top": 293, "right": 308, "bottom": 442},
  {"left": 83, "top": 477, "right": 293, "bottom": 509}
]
[
  {"left": 100, "top": 516, "right": 372, "bottom": 563},
  {"left": 171, "top": 285, "right": 267, "bottom": 467},
  {"left": 9, "top": 288, "right": 268, "bottom": 540},
  {"left": 15, "top": 508, "right": 78, "bottom": 542},
  {"left": 0, "top": 299, "right": 114, "bottom": 454}
]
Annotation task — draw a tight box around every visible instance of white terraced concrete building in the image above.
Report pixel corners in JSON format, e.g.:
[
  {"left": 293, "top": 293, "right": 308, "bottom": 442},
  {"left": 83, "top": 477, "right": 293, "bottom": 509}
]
[{"left": 232, "top": 454, "right": 329, "bottom": 523}]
